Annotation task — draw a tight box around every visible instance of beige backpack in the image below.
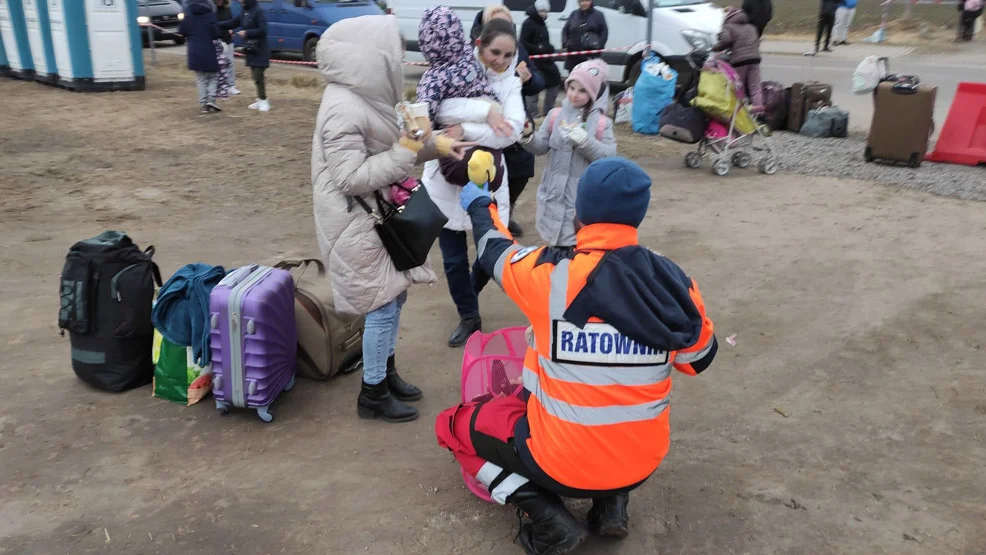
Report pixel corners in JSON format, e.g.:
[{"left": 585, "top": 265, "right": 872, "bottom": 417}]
[{"left": 274, "top": 259, "right": 363, "bottom": 380}]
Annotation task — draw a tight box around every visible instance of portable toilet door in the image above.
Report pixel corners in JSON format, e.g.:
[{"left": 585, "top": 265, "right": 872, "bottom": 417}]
[
  {"left": 23, "top": 0, "right": 57, "bottom": 83},
  {"left": 0, "top": 0, "right": 35, "bottom": 79},
  {"left": 48, "top": 0, "right": 93, "bottom": 89},
  {"left": 84, "top": 0, "right": 144, "bottom": 90}
]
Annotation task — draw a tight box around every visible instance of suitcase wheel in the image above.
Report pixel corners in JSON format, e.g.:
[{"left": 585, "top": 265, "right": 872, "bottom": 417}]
[
  {"left": 257, "top": 405, "right": 274, "bottom": 423},
  {"left": 284, "top": 376, "right": 296, "bottom": 393},
  {"left": 216, "top": 400, "right": 230, "bottom": 416},
  {"left": 908, "top": 153, "right": 921, "bottom": 168},
  {"left": 864, "top": 147, "right": 874, "bottom": 163}
]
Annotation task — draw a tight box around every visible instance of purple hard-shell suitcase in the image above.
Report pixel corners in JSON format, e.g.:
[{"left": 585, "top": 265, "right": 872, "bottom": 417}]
[{"left": 209, "top": 264, "right": 298, "bottom": 423}]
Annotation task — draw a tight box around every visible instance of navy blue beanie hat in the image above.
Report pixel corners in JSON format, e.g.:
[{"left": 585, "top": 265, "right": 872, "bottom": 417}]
[{"left": 576, "top": 157, "right": 652, "bottom": 228}]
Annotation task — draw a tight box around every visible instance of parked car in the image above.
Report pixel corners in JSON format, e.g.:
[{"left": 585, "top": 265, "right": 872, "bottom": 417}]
[
  {"left": 229, "top": 0, "right": 384, "bottom": 62},
  {"left": 393, "top": 0, "right": 722, "bottom": 88},
  {"left": 137, "top": 0, "right": 186, "bottom": 46}
]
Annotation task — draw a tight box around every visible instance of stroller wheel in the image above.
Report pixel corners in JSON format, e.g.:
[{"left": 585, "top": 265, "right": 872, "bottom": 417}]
[
  {"left": 758, "top": 157, "right": 779, "bottom": 175},
  {"left": 732, "top": 152, "right": 751, "bottom": 169},
  {"left": 712, "top": 158, "right": 731, "bottom": 176},
  {"left": 685, "top": 152, "right": 702, "bottom": 169}
]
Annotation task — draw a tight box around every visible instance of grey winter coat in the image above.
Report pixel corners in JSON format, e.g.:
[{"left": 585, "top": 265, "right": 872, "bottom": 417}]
[
  {"left": 713, "top": 10, "right": 761, "bottom": 67},
  {"left": 524, "top": 90, "right": 616, "bottom": 247},
  {"left": 312, "top": 15, "right": 441, "bottom": 316}
]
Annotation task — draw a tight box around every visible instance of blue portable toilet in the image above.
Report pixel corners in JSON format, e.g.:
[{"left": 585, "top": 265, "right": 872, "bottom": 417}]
[
  {"left": 0, "top": 21, "right": 8, "bottom": 76},
  {"left": 47, "top": 0, "right": 144, "bottom": 91},
  {"left": 0, "top": 0, "right": 36, "bottom": 79},
  {"left": 23, "top": 0, "right": 57, "bottom": 84}
]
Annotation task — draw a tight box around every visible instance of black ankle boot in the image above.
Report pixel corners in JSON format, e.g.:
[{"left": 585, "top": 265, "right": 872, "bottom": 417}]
[
  {"left": 448, "top": 317, "right": 481, "bottom": 348},
  {"left": 509, "top": 484, "right": 587, "bottom": 555},
  {"left": 356, "top": 380, "right": 418, "bottom": 423},
  {"left": 386, "top": 355, "right": 422, "bottom": 402},
  {"left": 587, "top": 493, "right": 630, "bottom": 538}
]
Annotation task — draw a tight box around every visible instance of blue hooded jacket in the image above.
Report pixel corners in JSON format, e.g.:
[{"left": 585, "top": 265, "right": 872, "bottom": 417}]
[{"left": 178, "top": 0, "right": 220, "bottom": 73}]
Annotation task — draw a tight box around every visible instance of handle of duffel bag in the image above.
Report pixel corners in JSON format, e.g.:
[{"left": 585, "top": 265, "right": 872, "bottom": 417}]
[{"left": 274, "top": 258, "right": 326, "bottom": 287}]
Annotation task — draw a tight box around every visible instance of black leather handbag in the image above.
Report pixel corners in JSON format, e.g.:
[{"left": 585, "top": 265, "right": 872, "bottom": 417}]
[{"left": 351, "top": 185, "right": 448, "bottom": 272}]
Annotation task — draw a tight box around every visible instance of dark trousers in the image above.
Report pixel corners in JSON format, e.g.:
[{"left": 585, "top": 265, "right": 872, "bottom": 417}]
[
  {"left": 251, "top": 66, "right": 267, "bottom": 100},
  {"left": 959, "top": 9, "right": 982, "bottom": 40},
  {"left": 508, "top": 177, "right": 527, "bottom": 207},
  {"left": 439, "top": 229, "right": 486, "bottom": 319},
  {"left": 816, "top": 12, "right": 836, "bottom": 49}
]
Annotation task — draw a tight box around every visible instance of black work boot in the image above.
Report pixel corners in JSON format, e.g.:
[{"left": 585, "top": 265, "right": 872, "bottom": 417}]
[
  {"left": 386, "top": 355, "right": 422, "bottom": 402},
  {"left": 587, "top": 493, "right": 630, "bottom": 538},
  {"left": 509, "top": 484, "right": 588, "bottom": 555},
  {"left": 356, "top": 380, "right": 419, "bottom": 423},
  {"left": 448, "top": 316, "right": 482, "bottom": 348}
]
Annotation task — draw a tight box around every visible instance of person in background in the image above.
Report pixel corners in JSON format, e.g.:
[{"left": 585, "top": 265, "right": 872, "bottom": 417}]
[
  {"left": 421, "top": 19, "right": 525, "bottom": 348},
  {"left": 437, "top": 156, "right": 719, "bottom": 555},
  {"left": 311, "top": 15, "right": 473, "bottom": 423},
  {"left": 810, "top": 0, "right": 840, "bottom": 55},
  {"left": 219, "top": 0, "right": 270, "bottom": 111},
  {"left": 521, "top": 0, "right": 562, "bottom": 118},
  {"left": 561, "top": 0, "right": 608, "bottom": 72},
  {"left": 214, "top": 0, "right": 240, "bottom": 96},
  {"left": 522, "top": 58, "right": 616, "bottom": 250},
  {"left": 712, "top": 7, "right": 763, "bottom": 109},
  {"left": 179, "top": 0, "right": 221, "bottom": 114},
  {"left": 470, "top": 7, "right": 545, "bottom": 238},
  {"left": 741, "top": 0, "right": 773, "bottom": 37},
  {"left": 957, "top": 0, "right": 984, "bottom": 42},
  {"left": 831, "top": 0, "right": 856, "bottom": 45}
]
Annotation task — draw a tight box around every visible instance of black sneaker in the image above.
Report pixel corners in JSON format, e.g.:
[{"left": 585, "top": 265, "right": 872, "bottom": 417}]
[
  {"left": 201, "top": 106, "right": 210, "bottom": 114},
  {"left": 207, "top": 102, "right": 223, "bottom": 113}
]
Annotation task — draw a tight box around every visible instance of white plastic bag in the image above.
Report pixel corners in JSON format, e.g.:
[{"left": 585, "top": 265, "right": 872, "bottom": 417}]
[
  {"left": 614, "top": 87, "right": 633, "bottom": 124},
  {"left": 852, "top": 56, "right": 887, "bottom": 95}
]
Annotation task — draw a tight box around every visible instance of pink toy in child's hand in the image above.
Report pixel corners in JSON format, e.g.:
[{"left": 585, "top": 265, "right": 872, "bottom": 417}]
[{"left": 390, "top": 177, "right": 418, "bottom": 207}]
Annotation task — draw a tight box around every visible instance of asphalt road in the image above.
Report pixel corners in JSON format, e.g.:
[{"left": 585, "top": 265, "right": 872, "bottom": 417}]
[{"left": 153, "top": 42, "right": 985, "bottom": 138}]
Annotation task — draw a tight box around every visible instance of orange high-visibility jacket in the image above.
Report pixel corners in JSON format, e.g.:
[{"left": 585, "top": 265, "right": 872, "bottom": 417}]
[{"left": 469, "top": 200, "right": 717, "bottom": 491}]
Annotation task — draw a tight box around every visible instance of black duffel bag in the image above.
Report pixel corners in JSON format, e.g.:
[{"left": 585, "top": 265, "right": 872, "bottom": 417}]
[{"left": 59, "top": 231, "right": 162, "bottom": 392}]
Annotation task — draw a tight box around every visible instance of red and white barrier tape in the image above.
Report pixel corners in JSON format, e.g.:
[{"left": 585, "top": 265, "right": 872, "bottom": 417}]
[{"left": 229, "top": 45, "right": 632, "bottom": 68}]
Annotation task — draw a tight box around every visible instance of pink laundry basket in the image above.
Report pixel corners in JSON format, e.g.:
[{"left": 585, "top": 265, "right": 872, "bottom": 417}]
[{"left": 459, "top": 326, "right": 529, "bottom": 502}]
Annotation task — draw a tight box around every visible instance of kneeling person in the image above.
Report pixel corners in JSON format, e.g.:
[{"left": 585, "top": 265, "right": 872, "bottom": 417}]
[{"left": 435, "top": 157, "right": 719, "bottom": 554}]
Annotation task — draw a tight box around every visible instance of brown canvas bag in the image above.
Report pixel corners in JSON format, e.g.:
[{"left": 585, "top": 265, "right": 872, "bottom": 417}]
[{"left": 274, "top": 259, "right": 363, "bottom": 380}]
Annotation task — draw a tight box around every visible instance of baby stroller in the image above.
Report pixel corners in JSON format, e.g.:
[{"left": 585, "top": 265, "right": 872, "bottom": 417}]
[{"left": 686, "top": 55, "right": 778, "bottom": 176}]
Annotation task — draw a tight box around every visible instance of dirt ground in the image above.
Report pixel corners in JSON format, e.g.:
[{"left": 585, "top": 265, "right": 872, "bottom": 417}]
[{"left": 2, "top": 56, "right": 986, "bottom": 555}]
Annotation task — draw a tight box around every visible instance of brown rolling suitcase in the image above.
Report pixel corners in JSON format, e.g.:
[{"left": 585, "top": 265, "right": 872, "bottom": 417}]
[
  {"left": 865, "top": 80, "right": 936, "bottom": 168},
  {"left": 274, "top": 258, "right": 364, "bottom": 380},
  {"left": 788, "top": 82, "right": 833, "bottom": 133}
]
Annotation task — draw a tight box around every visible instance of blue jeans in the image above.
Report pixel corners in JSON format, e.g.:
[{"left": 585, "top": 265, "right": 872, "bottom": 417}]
[
  {"left": 439, "top": 229, "right": 488, "bottom": 320},
  {"left": 362, "top": 291, "right": 407, "bottom": 385}
]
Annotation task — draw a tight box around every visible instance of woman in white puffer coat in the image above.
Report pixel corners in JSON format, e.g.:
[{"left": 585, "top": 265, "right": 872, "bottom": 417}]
[{"left": 421, "top": 18, "right": 526, "bottom": 348}]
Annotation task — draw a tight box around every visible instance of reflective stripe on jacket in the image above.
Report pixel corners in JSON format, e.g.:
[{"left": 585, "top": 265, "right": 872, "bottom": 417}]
[{"left": 465, "top": 198, "right": 717, "bottom": 491}]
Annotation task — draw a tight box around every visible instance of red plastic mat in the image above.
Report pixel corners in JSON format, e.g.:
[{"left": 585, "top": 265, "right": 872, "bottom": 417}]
[{"left": 926, "top": 82, "right": 986, "bottom": 166}]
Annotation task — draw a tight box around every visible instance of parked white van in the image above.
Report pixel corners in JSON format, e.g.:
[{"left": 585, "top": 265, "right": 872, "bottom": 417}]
[{"left": 393, "top": 0, "right": 722, "bottom": 87}]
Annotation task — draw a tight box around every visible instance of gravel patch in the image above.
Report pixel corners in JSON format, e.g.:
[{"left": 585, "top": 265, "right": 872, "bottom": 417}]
[{"left": 768, "top": 131, "right": 986, "bottom": 201}]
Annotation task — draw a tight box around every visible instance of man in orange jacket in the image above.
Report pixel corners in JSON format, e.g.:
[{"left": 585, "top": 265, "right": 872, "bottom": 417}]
[{"left": 435, "top": 157, "right": 718, "bottom": 555}]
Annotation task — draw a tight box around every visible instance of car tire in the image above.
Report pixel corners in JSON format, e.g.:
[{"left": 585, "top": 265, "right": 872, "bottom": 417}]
[
  {"left": 303, "top": 36, "right": 318, "bottom": 63},
  {"left": 626, "top": 58, "right": 642, "bottom": 88},
  {"left": 173, "top": 36, "right": 185, "bottom": 46}
]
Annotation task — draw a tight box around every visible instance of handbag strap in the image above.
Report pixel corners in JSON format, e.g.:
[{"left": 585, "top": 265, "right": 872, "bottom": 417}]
[{"left": 274, "top": 259, "right": 326, "bottom": 286}]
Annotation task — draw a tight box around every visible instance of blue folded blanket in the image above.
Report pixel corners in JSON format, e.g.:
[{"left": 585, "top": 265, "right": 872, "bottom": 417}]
[{"left": 151, "top": 263, "right": 226, "bottom": 366}]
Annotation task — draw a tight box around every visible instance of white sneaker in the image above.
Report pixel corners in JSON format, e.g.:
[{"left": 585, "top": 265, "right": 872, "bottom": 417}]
[
  {"left": 248, "top": 99, "right": 261, "bottom": 110},
  {"left": 229, "top": 86, "right": 242, "bottom": 95},
  {"left": 258, "top": 99, "right": 271, "bottom": 112}
]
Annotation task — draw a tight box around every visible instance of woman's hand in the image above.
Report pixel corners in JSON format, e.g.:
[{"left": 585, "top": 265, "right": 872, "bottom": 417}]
[
  {"left": 238, "top": 30, "right": 246, "bottom": 37},
  {"left": 487, "top": 109, "right": 515, "bottom": 138},
  {"left": 517, "top": 61, "right": 532, "bottom": 84},
  {"left": 444, "top": 124, "right": 465, "bottom": 141},
  {"left": 446, "top": 140, "right": 478, "bottom": 161}
]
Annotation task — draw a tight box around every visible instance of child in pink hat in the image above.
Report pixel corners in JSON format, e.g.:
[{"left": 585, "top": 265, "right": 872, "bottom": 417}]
[{"left": 522, "top": 58, "right": 617, "bottom": 249}]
